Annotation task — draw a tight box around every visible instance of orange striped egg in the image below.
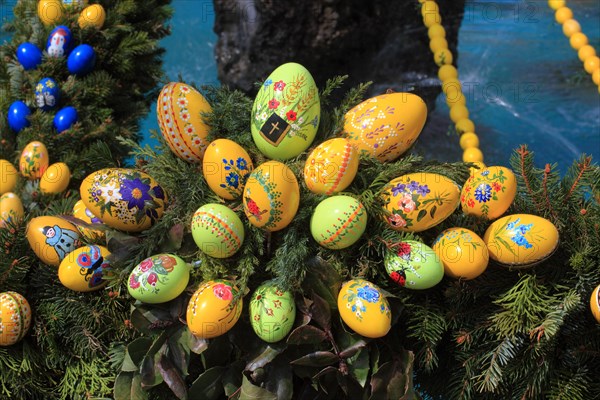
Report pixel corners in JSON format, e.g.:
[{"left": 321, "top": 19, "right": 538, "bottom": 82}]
[
  {"left": 304, "top": 138, "right": 359, "bottom": 195},
  {"left": 0, "top": 292, "right": 32, "bottom": 346},
  {"left": 310, "top": 195, "right": 367, "bottom": 249},
  {"left": 191, "top": 204, "right": 245, "bottom": 258}
]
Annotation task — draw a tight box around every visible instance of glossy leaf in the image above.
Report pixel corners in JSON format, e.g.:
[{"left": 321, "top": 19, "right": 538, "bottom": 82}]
[
  {"left": 348, "top": 348, "right": 370, "bottom": 388},
  {"left": 123, "top": 337, "right": 152, "bottom": 371},
  {"left": 310, "top": 292, "right": 332, "bottom": 331},
  {"left": 302, "top": 258, "right": 343, "bottom": 309},
  {"left": 286, "top": 325, "right": 328, "bottom": 345},
  {"left": 114, "top": 371, "right": 134, "bottom": 400},
  {"left": 369, "top": 352, "right": 415, "bottom": 400},
  {"left": 223, "top": 360, "right": 245, "bottom": 397},
  {"left": 264, "top": 356, "right": 293, "bottom": 400},
  {"left": 246, "top": 344, "right": 285, "bottom": 372},
  {"left": 188, "top": 366, "right": 226, "bottom": 400},
  {"left": 156, "top": 354, "right": 187, "bottom": 400},
  {"left": 131, "top": 374, "right": 148, "bottom": 400},
  {"left": 140, "top": 354, "right": 162, "bottom": 388},
  {"left": 240, "top": 376, "right": 277, "bottom": 400},
  {"left": 339, "top": 339, "right": 368, "bottom": 359},
  {"left": 291, "top": 351, "right": 339, "bottom": 368}
]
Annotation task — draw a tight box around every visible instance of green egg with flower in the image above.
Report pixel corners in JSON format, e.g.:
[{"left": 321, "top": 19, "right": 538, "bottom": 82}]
[
  {"left": 385, "top": 240, "right": 444, "bottom": 290},
  {"left": 128, "top": 254, "right": 190, "bottom": 303},
  {"left": 249, "top": 282, "right": 296, "bottom": 343}
]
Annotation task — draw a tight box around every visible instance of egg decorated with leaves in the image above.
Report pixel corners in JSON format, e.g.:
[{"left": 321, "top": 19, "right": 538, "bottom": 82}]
[
  {"left": 310, "top": 195, "right": 367, "bottom": 250},
  {"left": 483, "top": 214, "right": 559, "bottom": 268},
  {"left": 338, "top": 279, "right": 391, "bottom": 338},
  {"left": 381, "top": 172, "right": 460, "bottom": 232},
  {"left": 72, "top": 200, "right": 105, "bottom": 241},
  {"left": 251, "top": 62, "right": 320, "bottom": 160},
  {"left": 0, "top": 292, "right": 32, "bottom": 346},
  {"left": 432, "top": 228, "right": 489, "bottom": 280},
  {"left": 80, "top": 168, "right": 167, "bottom": 232},
  {"left": 19, "top": 141, "right": 49, "bottom": 180},
  {"left": 128, "top": 254, "right": 190, "bottom": 304},
  {"left": 0, "top": 193, "right": 24, "bottom": 228},
  {"left": 385, "top": 240, "right": 444, "bottom": 289},
  {"left": 191, "top": 204, "right": 245, "bottom": 258},
  {"left": 186, "top": 280, "right": 243, "bottom": 339},
  {"left": 202, "top": 139, "right": 254, "bottom": 200},
  {"left": 249, "top": 283, "right": 296, "bottom": 343},
  {"left": 40, "top": 162, "right": 71, "bottom": 194},
  {"left": 0, "top": 159, "right": 18, "bottom": 195},
  {"left": 58, "top": 245, "right": 110, "bottom": 292},
  {"left": 304, "top": 138, "right": 359, "bottom": 195},
  {"left": 26, "top": 216, "right": 82, "bottom": 267},
  {"left": 461, "top": 166, "right": 517, "bottom": 220}
]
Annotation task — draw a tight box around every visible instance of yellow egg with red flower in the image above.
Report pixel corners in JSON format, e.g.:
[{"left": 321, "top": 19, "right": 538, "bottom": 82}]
[{"left": 461, "top": 166, "right": 517, "bottom": 220}]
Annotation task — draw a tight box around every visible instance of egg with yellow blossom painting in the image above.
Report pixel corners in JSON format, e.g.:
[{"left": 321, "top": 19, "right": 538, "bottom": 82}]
[
  {"left": 304, "top": 138, "right": 359, "bottom": 195},
  {"left": 432, "top": 228, "right": 489, "bottom": 280},
  {"left": 461, "top": 166, "right": 517, "bottom": 220},
  {"left": 338, "top": 279, "right": 391, "bottom": 338},
  {"left": 202, "top": 139, "right": 253, "bottom": 200},
  {"left": 26, "top": 216, "right": 82, "bottom": 267},
  {"left": 0, "top": 292, "right": 32, "bottom": 346},
  {"left": 19, "top": 141, "right": 49, "bottom": 180},
  {"left": 58, "top": 245, "right": 111, "bottom": 292}
]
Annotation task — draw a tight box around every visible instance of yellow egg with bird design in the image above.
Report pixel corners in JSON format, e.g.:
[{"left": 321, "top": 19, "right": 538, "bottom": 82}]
[
  {"left": 338, "top": 279, "right": 391, "bottom": 338},
  {"left": 191, "top": 204, "right": 245, "bottom": 258},
  {"left": 40, "top": 162, "right": 71, "bottom": 194},
  {"left": 381, "top": 172, "right": 460, "bottom": 232},
  {"left": 0, "top": 193, "right": 24, "bottom": 228},
  {"left": 26, "top": 216, "right": 82, "bottom": 267},
  {"left": 304, "top": 138, "right": 359, "bottom": 195},
  {"left": 0, "top": 159, "right": 18, "bottom": 195},
  {"left": 202, "top": 139, "right": 253, "bottom": 200},
  {"left": 432, "top": 228, "right": 489, "bottom": 280},
  {"left": 249, "top": 282, "right": 296, "bottom": 343},
  {"left": 58, "top": 245, "right": 111, "bottom": 292},
  {"left": 343, "top": 92, "right": 427, "bottom": 162},
  {"left": 0, "top": 292, "right": 32, "bottom": 346},
  {"left": 128, "top": 254, "right": 190, "bottom": 304},
  {"left": 72, "top": 200, "right": 105, "bottom": 241},
  {"left": 461, "top": 166, "right": 517, "bottom": 220},
  {"left": 19, "top": 141, "right": 49, "bottom": 180}
]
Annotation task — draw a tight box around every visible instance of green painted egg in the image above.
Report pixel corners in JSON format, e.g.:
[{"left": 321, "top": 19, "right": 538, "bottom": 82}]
[
  {"left": 128, "top": 254, "right": 190, "bottom": 303},
  {"left": 310, "top": 195, "right": 367, "bottom": 249},
  {"left": 249, "top": 282, "right": 296, "bottom": 343},
  {"left": 251, "top": 62, "right": 320, "bottom": 160},
  {"left": 385, "top": 240, "right": 444, "bottom": 289},
  {"left": 192, "top": 204, "right": 245, "bottom": 258}
]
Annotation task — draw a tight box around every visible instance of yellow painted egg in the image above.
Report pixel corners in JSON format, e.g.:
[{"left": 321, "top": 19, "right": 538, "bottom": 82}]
[
  {"left": 26, "top": 216, "right": 82, "bottom": 266},
  {"left": 128, "top": 254, "right": 190, "bottom": 304},
  {"left": 38, "top": 0, "right": 64, "bottom": 26},
  {"left": 461, "top": 166, "right": 517, "bottom": 220},
  {"left": 72, "top": 200, "right": 105, "bottom": 241},
  {"left": 338, "top": 279, "right": 391, "bottom": 338},
  {"left": 343, "top": 93, "right": 427, "bottom": 162},
  {"left": 0, "top": 159, "right": 18, "bottom": 195},
  {"left": 0, "top": 193, "right": 24, "bottom": 228},
  {"left": 432, "top": 228, "right": 489, "bottom": 280},
  {"left": 58, "top": 245, "right": 111, "bottom": 292},
  {"left": 202, "top": 139, "right": 254, "bottom": 200},
  {"left": 590, "top": 284, "right": 600, "bottom": 323},
  {"left": 304, "top": 138, "right": 359, "bottom": 195},
  {"left": 40, "top": 162, "right": 71, "bottom": 194},
  {"left": 157, "top": 82, "right": 212, "bottom": 163},
  {"left": 251, "top": 62, "right": 320, "bottom": 160},
  {"left": 191, "top": 204, "right": 245, "bottom": 258},
  {"left": 0, "top": 292, "right": 32, "bottom": 346},
  {"left": 483, "top": 214, "right": 559, "bottom": 268},
  {"left": 381, "top": 172, "right": 460, "bottom": 232},
  {"left": 19, "top": 141, "right": 49, "bottom": 180},
  {"left": 186, "top": 280, "right": 243, "bottom": 339},
  {"left": 80, "top": 168, "right": 167, "bottom": 232},
  {"left": 243, "top": 161, "right": 300, "bottom": 232},
  {"left": 78, "top": 4, "right": 105, "bottom": 29}
]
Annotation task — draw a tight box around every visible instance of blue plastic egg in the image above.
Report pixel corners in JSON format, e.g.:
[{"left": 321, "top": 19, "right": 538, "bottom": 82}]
[
  {"left": 35, "top": 78, "right": 60, "bottom": 111},
  {"left": 16, "top": 43, "right": 43, "bottom": 70},
  {"left": 7, "top": 101, "right": 31, "bottom": 132},
  {"left": 67, "top": 44, "right": 96, "bottom": 76},
  {"left": 46, "top": 25, "right": 72, "bottom": 57},
  {"left": 54, "top": 106, "right": 78, "bottom": 133}
]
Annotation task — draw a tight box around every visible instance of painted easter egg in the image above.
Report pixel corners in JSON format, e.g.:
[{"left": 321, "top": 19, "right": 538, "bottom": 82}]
[
  {"left": 46, "top": 25, "right": 72, "bottom": 57},
  {"left": 80, "top": 168, "right": 167, "bottom": 232},
  {"left": 26, "top": 216, "right": 82, "bottom": 266},
  {"left": 186, "top": 280, "right": 243, "bottom": 339},
  {"left": 343, "top": 92, "right": 427, "bottom": 162},
  {"left": 7, "top": 101, "right": 31, "bottom": 132},
  {"left": 58, "top": 245, "right": 110, "bottom": 292},
  {"left": 0, "top": 292, "right": 32, "bottom": 346},
  {"left": 67, "top": 44, "right": 96, "bottom": 76},
  {"left": 19, "top": 141, "right": 49, "bottom": 180},
  {"left": 40, "top": 162, "right": 71, "bottom": 194},
  {"left": 0, "top": 160, "right": 18, "bottom": 195},
  {"left": 382, "top": 172, "right": 460, "bottom": 232},
  {"left": 461, "top": 166, "right": 517, "bottom": 220},
  {"left": 251, "top": 62, "right": 320, "bottom": 160},
  {"left": 338, "top": 279, "right": 391, "bottom": 338},
  {"left": 385, "top": 240, "right": 444, "bottom": 289},
  {"left": 304, "top": 138, "right": 359, "bottom": 195},
  {"left": 38, "top": 0, "right": 64, "bottom": 26},
  {"left": 35, "top": 78, "right": 60, "bottom": 111},
  {"left": 157, "top": 82, "right": 212, "bottom": 163},
  {"left": 202, "top": 139, "right": 253, "bottom": 200},
  {"left": 54, "top": 106, "right": 78, "bottom": 132},
  {"left": 0, "top": 193, "right": 24, "bottom": 228},
  {"left": 243, "top": 161, "right": 300, "bottom": 232},
  {"left": 72, "top": 200, "right": 105, "bottom": 241},
  {"left": 590, "top": 285, "right": 600, "bottom": 323},
  {"left": 128, "top": 254, "right": 190, "bottom": 304},
  {"left": 432, "top": 228, "right": 489, "bottom": 280},
  {"left": 483, "top": 214, "right": 559, "bottom": 268},
  {"left": 191, "top": 204, "right": 245, "bottom": 258},
  {"left": 249, "top": 282, "right": 296, "bottom": 343},
  {"left": 17, "top": 42, "right": 43, "bottom": 70},
  {"left": 310, "top": 195, "right": 367, "bottom": 250}
]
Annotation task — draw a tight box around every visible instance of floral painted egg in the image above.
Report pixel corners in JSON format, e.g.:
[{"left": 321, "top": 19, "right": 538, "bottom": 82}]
[
  {"left": 381, "top": 172, "right": 460, "bottom": 232},
  {"left": 20, "top": 141, "right": 49, "bottom": 180},
  {"left": 251, "top": 62, "right": 320, "bottom": 160},
  {"left": 310, "top": 196, "right": 367, "bottom": 249},
  {"left": 46, "top": 25, "right": 72, "bottom": 57},
  {"left": 0, "top": 292, "right": 32, "bottom": 346},
  {"left": 590, "top": 284, "right": 600, "bottom": 323},
  {"left": 0, "top": 160, "right": 18, "bottom": 195},
  {"left": 483, "top": 214, "right": 559, "bottom": 268},
  {"left": 157, "top": 82, "right": 212, "bottom": 163},
  {"left": 191, "top": 204, "right": 245, "bottom": 258},
  {"left": 26, "top": 216, "right": 82, "bottom": 267},
  {"left": 0, "top": 193, "right": 24, "bottom": 228},
  {"left": 385, "top": 240, "right": 444, "bottom": 289},
  {"left": 72, "top": 200, "right": 105, "bottom": 241},
  {"left": 461, "top": 166, "right": 517, "bottom": 220},
  {"left": 243, "top": 161, "right": 300, "bottom": 232},
  {"left": 40, "top": 162, "right": 71, "bottom": 194},
  {"left": 78, "top": 4, "right": 106, "bottom": 29},
  {"left": 338, "top": 279, "right": 391, "bottom": 338},
  {"left": 343, "top": 92, "right": 427, "bottom": 162},
  {"left": 304, "top": 138, "right": 359, "bottom": 195},
  {"left": 186, "top": 280, "right": 243, "bottom": 339},
  {"left": 128, "top": 254, "right": 190, "bottom": 304},
  {"left": 80, "top": 168, "right": 167, "bottom": 232},
  {"left": 58, "top": 245, "right": 110, "bottom": 292},
  {"left": 432, "top": 228, "right": 489, "bottom": 280},
  {"left": 202, "top": 139, "right": 253, "bottom": 200},
  {"left": 249, "top": 282, "right": 296, "bottom": 343}
]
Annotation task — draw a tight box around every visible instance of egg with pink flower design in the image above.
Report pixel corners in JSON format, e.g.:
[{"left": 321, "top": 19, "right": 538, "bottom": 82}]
[{"left": 128, "top": 254, "right": 190, "bottom": 303}]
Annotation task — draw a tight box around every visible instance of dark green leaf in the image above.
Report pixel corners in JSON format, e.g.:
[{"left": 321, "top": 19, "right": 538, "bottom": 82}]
[
  {"left": 179, "top": 327, "right": 208, "bottom": 354},
  {"left": 156, "top": 354, "right": 187, "bottom": 400},
  {"left": 130, "top": 309, "right": 152, "bottom": 335},
  {"left": 291, "top": 351, "right": 339, "bottom": 368},
  {"left": 168, "top": 335, "right": 189, "bottom": 377},
  {"left": 369, "top": 357, "right": 413, "bottom": 400},
  {"left": 114, "top": 371, "right": 133, "bottom": 400},
  {"left": 223, "top": 360, "right": 245, "bottom": 397},
  {"left": 416, "top": 209, "right": 427, "bottom": 222},
  {"left": 202, "top": 335, "right": 233, "bottom": 369},
  {"left": 239, "top": 376, "right": 277, "bottom": 400},
  {"left": 140, "top": 355, "right": 162, "bottom": 389},
  {"left": 339, "top": 339, "right": 368, "bottom": 359},
  {"left": 246, "top": 345, "right": 285, "bottom": 372},
  {"left": 264, "top": 357, "right": 293, "bottom": 400},
  {"left": 310, "top": 292, "right": 332, "bottom": 331},
  {"left": 312, "top": 366, "right": 339, "bottom": 380},
  {"left": 131, "top": 374, "right": 148, "bottom": 400},
  {"left": 348, "top": 349, "right": 370, "bottom": 388},
  {"left": 302, "top": 258, "right": 343, "bottom": 309},
  {"left": 286, "top": 325, "right": 328, "bottom": 345},
  {"left": 188, "top": 366, "right": 226, "bottom": 400},
  {"left": 124, "top": 337, "right": 153, "bottom": 370}
]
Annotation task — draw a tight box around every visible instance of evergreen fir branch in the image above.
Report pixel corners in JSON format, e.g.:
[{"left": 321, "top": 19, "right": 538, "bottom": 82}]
[
  {"left": 473, "top": 336, "right": 523, "bottom": 393},
  {"left": 561, "top": 154, "right": 596, "bottom": 204},
  {"left": 319, "top": 75, "right": 348, "bottom": 108},
  {"left": 406, "top": 304, "right": 447, "bottom": 371},
  {"left": 548, "top": 368, "right": 589, "bottom": 400}
]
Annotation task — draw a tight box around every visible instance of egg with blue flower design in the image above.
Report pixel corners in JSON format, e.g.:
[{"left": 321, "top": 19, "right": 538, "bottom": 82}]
[
  {"left": 202, "top": 139, "right": 253, "bottom": 200},
  {"left": 58, "top": 245, "right": 111, "bottom": 292},
  {"left": 337, "top": 279, "right": 391, "bottom": 338}
]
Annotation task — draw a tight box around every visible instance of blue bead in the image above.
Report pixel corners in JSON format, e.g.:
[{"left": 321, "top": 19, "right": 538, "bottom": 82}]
[
  {"left": 54, "top": 106, "right": 78, "bottom": 133},
  {"left": 7, "top": 101, "right": 31, "bottom": 132},
  {"left": 16, "top": 43, "right": 43, "bottom": 70},
  {"left": 67, "top": 44, "right": 96, "bottom": 76},
  {"left": 46, "top": 25, "right": 73, "bottom": 58},
  {"left": 35, "top": 78, "right": 61, "bottom": 111}
]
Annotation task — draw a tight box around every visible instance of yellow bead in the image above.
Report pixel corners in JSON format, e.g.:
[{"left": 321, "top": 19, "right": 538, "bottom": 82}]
[
  {"left": 578, "top": 45, "right": 597, "bottom": 62},
  {"left": 438, "top": 65, "right": 458, "bottom": 81},
  {"left": 450, "top": 104, "right": 469, "bottom": 123},
  {"left": 555, "top": 7, "right": 573, "bottom": 24},
  {"left": 562, "top": 19, "right": 581, "bottom": 37},
  {"left": 592, "top": 69, "right": 600, "bottom": 85},
  {"left": 459, "top": 132, "right": 479, "bottom": 150},
  {"left": 428, "top": 24, "right": 446, "bottom": 39},
  {"left": 569, "top": 32, "right": 588, "bottom": 50},
  {"left": 446, "top": 93, "right": 467, "bottom": 107},
  {"left": 455, "top": 119, "right": 475, "bottom": 134},
  {"left": 430, "top": 37, "right": 448, "bottom": 53},
  {"left": 434, "top": 49, "right": 453, "bottom": 66},
  {"left": 548, "top": 0, "right": 566, "bottom": 10},
  {"left": 423, "top": 11, "right": 441, "bottom": 28},
  {"left": 584, "top": 56, "right": 600, "bottom": 74},
  {"left": 442, "top": 77, "right": 462, "bottom": 92},
  {"left": 463, "top": 148, "right": 484, "bottom": 163},
  {"left": 421, "top": 1, "right": 439, "bottom": 17}
]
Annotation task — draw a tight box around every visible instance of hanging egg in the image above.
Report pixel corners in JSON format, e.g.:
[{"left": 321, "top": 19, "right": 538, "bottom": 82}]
[
  {"left": 0, "top": 193, "right": 24, "bottom": 228},
  {"left": 19, "top": 141, "right": 49, "bottom": 180},
  {"left": 78, "top": 4, "right": 106, "bottom": 29},
  {"left": 7, "top": 101, "right": 31, "bottom": 132},
  {"left": 80, "top": 168, "right": 167, "bottom": 232},
  {"left": 54, "top": 106, "right": 78, "bottom": 132},
  {"left": 590, "top": 284, "right": 600, "bottom": 323},
  {"left": 381, "top": 172, "right": 460, "bottom": 232},
  {"left": 249, "top": 282, "right": 296, "bottom": 343},
  {"left": 202, "top": 139, "right": 254, "bottom": 200},
  {"left": 243, "top": 161, "right": 300, "bottom": 232},
  {"left": 343, "top": 92, "right": 427, "bottom": 162},
  {"left": 432, "top": 228, "right": 489, "bottom": 280},
  {"left": 67, "top": 44, "right": 96, "bottom": 76},
  {"left": 26, "top": 216, "right": 82, "bottom": 266},
  {"left": 58, "top": 245, "right": 110, "bottom": 292},
  {"left": 186, "top": 280, "right": 243, "bottom": 339},
  {"left": 38, "top": 0, "right": 64, "bottom": 26},
  {"left": 72, "top": 200, "right": 105, "bottom": 241},
  {"left": 16, "top": 43, "right": 43, "bottom": 70},
  {"left": 0, "top": 159, "right": 18, "bottom": 195},
  {"left": 304, "top": 138, "right": 359, "bottom": 195},
  {"left": 191, "top": 204, "right": 245, "bottom": 258},
  {"left": 461, "top": 166, "right": 517, "bottom": 220},
  {"left": 40, "top": 162, "right": 71, "bottom": 194},
  {"left": 62, "top": 0, "right": 87, "bottom": 9},
  {"left": 0, "top": 292, "right": 32, "bottom": 346},
  {"left": 385, "top": 240, "right": 444, "bottom": 289},
  {"left": 338, "top": 279, "right": 391, "bottom": 338},
  {"left": 251, "top": 62, "right": 320, "bottom": 160},
  {"left": 46, "top": 25, "right": 73, "bottom": 58},
  {"left": 310, "top": 195, "right": 367, "bottom": 250},
  {"left": 35, "top": 78, "right": 60, "bottom": 111},
  {"left": 483, "top": 214, "right": 559, "bottom": 268},
  {"left": 128, "top": 254, "right": 190, "bottom": 304},
  {"left": 157, "top": 82, "right": 212, "bottom": 163}
]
